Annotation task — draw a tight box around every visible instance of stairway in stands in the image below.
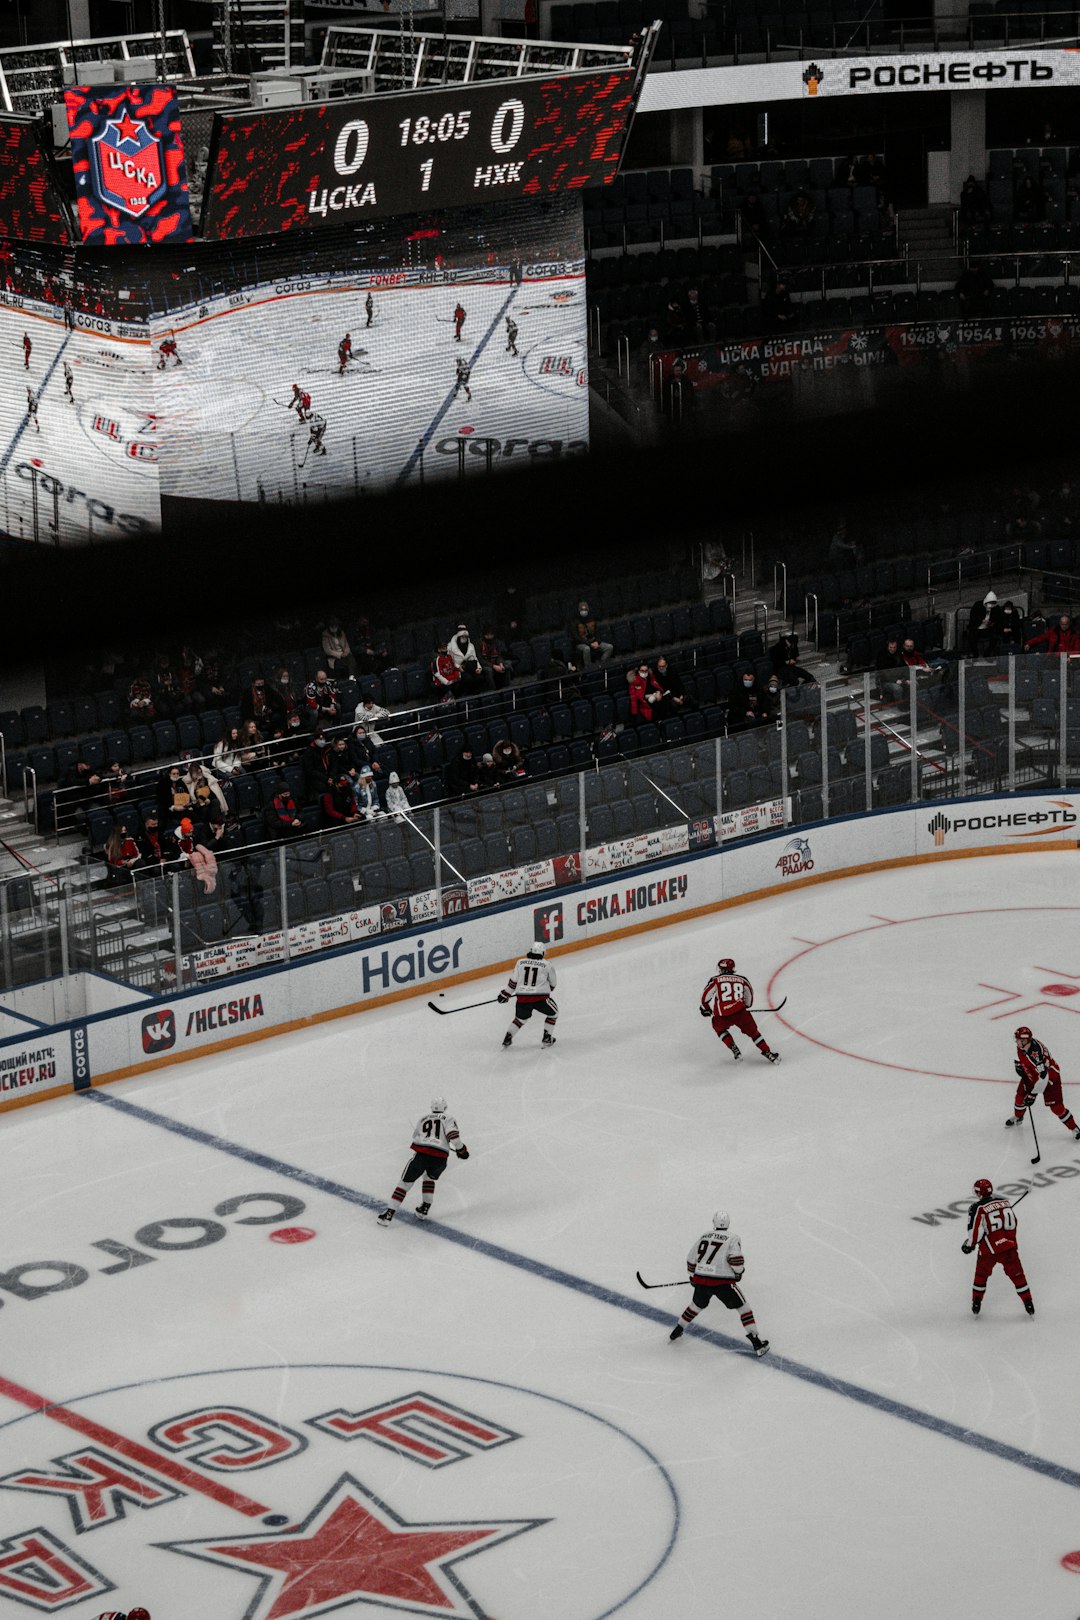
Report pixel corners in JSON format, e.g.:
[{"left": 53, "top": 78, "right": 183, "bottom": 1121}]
[{"left": 898, "top": 205, "right": 960, "bottom": 285}]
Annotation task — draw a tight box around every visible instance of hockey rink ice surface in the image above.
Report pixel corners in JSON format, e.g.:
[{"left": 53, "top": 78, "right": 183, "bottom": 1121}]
[{"left": 5, "top": 851, "right": 1080, "bottom": 1620}]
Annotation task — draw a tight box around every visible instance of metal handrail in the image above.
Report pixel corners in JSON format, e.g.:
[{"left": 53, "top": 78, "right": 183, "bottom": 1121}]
[{"left": 805, "top": 591, "right": 819, "bottom": 647}]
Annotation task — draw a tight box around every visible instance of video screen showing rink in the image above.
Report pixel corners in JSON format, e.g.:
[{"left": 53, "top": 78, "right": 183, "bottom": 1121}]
[
  {"left": 4, "top": 852, "right": 1080, "bottom": 1620},
  {"left": 0, "top": 194, "right": 587, "bottom": 541}
]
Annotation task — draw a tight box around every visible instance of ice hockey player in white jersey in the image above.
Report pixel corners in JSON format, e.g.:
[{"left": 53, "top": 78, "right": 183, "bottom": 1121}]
[
  {"left": 669, "top": 1211, "right": 770, "bottom": 1355},
  {"left": 378, "top": 1098, "right": 469, "bottom": 1224},
  {"left": 498, "top": 942, "right": 557, "bottom": 1047}
]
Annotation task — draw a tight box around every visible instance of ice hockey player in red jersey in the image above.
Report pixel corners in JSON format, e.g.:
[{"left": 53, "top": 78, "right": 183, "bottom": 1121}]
[
  {"left": 1007, "top": 1026, "right": 1080, "bottom": 1137},
  {"left": 699, "top": 958, "right": 779, "bottom": 1064},
  {"left": 378, "top": 1098, "right": 469, "bottom": 1224},
  {"left": 289, "top": 384, "right": 312, "bottom": 422},
  {"left": 157, "top": 335, "right": 181, "bottom": 369},
  {"left": 338, "top": 332, "right": 352, "bottom": 375},
  {"left": 453, "top": 302, "right": 466, "bottom": 342},
  {"left": 669, "top": 1210, "right": 770, "bottom": 1355},
  {"left": 962, "top": 1178, "right": 1034, "bottom": 1316},
  {"left": 498, "top": 942, "right": 557, "bottom": 1047},
  {"left": 22, "top": 330, "right": 30, "bottom": 369}
]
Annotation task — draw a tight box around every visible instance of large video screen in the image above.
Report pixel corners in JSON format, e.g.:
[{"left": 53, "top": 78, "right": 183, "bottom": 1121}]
[
  {"left": 0, "top": 193, "right": 586, "bottom": 543},
  {"left": 202, "top": 71, "right": 636, "bottom": 237},
  {"left": 0, "top": 119, "right": 71, "bottom": 244},
  {"left": 64, "top": 83, "right": 193, "bottom": 245}
]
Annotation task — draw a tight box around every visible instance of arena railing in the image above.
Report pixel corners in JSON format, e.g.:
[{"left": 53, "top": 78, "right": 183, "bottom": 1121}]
[{"left": 1, "top": 652, "right": 1077, "bottom": 1001}]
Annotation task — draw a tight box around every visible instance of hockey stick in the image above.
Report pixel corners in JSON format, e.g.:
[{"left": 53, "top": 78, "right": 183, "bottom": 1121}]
[
  {"left": 1009, "top": 1189, "right": 1030, "bottom": 1208},
  {"left": 635, "top": 1271, "right": 691, "bottom": 1289},
  {"left": 1029, "top": 1106, "right": 1041, "bottom": 1166},
  {"left": 757, "top": 997, "right": 787, "bottom": 1013},
  {"left": 427, "top": 996, "right": 499, "bottom": 1016}
]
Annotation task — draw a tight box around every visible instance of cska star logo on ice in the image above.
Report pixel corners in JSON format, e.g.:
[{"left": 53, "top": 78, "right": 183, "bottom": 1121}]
[
  {"left": 775, "top": 836, "right": 814, "bottom": 876},
  {"left": 90, "top": 111, "right": 166, "bottom": 218},
  {"left": 0, "top": 1365, "right": 675, "bottom": 1619}
]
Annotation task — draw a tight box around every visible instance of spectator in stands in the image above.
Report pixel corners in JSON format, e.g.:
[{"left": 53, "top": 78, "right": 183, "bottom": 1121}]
[
  {"left": 354, "top": 693, "right": 390, "bottom": 735},
  {"left": 431, "top": 641, "right": 461, "bottom": 702},
  {"left": 103, "top": 823, "right": 142, "bottom": 884},
  {"left": 629, "top": 661, "right": 665, "bottom": 723},
  {"left": 875, "top": 636, "right": 904, "bottom": 702},
  {"left": 1025, "top": 612, "right": 1080, "bottom": 653},
  {"left": 739, "top": 191, "right": 770, "bottom": 243},
  {"left": 348, "top": 722, "right": 383, "bottom": 777},
  {"left": 867, "top": 154, "right": 891, "bottom": 215},
  {"left": 479, "top": 627, "right": 512, "bottom": 689},
  {"left": 60, "top": 760, "right": 104, "bottom": 815},
  {"left": 137, "top": 813, "right": 166, "bottom": 869},
  {"left": 653, "top": 654, "right": 688, "bottom": 719},
  {"left": 726, "top": 131, "right": 747, "bottom": 160},
  {"left": 267, "top": 780, "right": 304, "bottom": 838},
  {"left": 353, "top": 618, "right": 390, "bottom": 676},
  {"left": 571, "top": 601, "right": 613, "bottom": 665},
  {"left": 158, "top": 765, "right": 194, "bottom": 826},
  {"left": 770, "top": 632, "right": 816, "bottom": 687},
  {"left": 243, "top": 675, "right": 286, "bottom": 737},
  {"left": 305, "top": 669, "right": 341, "bottom": 725},
  {"left": 354, "top": 766, "right": 380, "bottom": 821},
  {"left": 1014, "top": 174, "right": 1045, "bottom": 223},
  {"left": 320, "top": 617, "right": 356, "bottom": 679},
  {"left": 497, "top": 584, "right": 526, "bottom": 642},
  {"left": 639, "top": 325, "right": 662, "bottom": 371},
  {"left": 103, "top": 760, "right": 131, "bottom": 806},
  {"left": 667, "top": 356, "right": 697, "bottom": 416},
  {"left": 492, "top": 737, "right": 525, "bottom": 780},
  {"left": 127, "top": 672, "right": 155, "bottom": 721},
  {"left": 664, "top": 297, "right": 687, "bottom": 343},
  {"left": 998, "top": 599, "right": 1025, "bottom": 653},
  {"left": 185, "top": 761, "right": 229, "bottom": 818},
  {"left": 320, "top": 776, "right": 360, "bottom": 827},
  {"left": 204, "top": 809, "right": 239, "bottom": 855},
  {"left": 213, "top": 725, "right": 245, "bottom": 780},
  {"left": 477, "top": 752, "right": 499, "bottom": 790},
  {"left": 783, "top": 190, "right": 816, "bottom": 234},
  {"left": 545, "top": 651, "right": 581, "bottom": 691},
  {"left": 955, "top": 263, "right": 994, "bottom": 320},
  {"left": 445, "top": 745, "right": 480, "bottom": 796},
  {"left": 330, "top": 735, "right": 354, "bottom": 780},
  {"left": 683, "top": 287, "right": 707, "bottom": 344},
  {"left": 152, "top": 657, "right": 183, "bottom": 719},
  {"left": 727, "top": 672, "right": 766, "bottom": 730},
  {"left": 761, "top": 674, "right": 784, "bottom": 722},
  {"left": 271, "top": 666, "right": 304, "bottom": 732},
  {"left": 828, "top": 520, "right": 859, "bottom": 568},
  {"left": 959, "top": 174, "right": 991, "bottom": 230},
  {"left": 966, "top": 591, "right": 1004, "bottom": 657},
  {"left": 238, "top": 719, "right": 269, "bottom": 769},
  {"left": 762, "top": 279, "right": 797, "bottom": 331},
  {"left": 178, "top": 646, "right": 206, "bottom": 712},
  {"left": 171, "top": 815, "right": 197, "bottom": 866},
  {"left": 1006, "top": 508, "right": 1042, "bottom": 541},
  {"left": 448, "top": 625, "right": 488, "bottom": 692},
  {"left": 384, "top": 771, "right": 411, "bottom": 822},
  {"left": 303, "top": 728, "right": 335, "bottom": 794},
  {"left": 200, "top": 649, "right": 231, "bottom": 707}
]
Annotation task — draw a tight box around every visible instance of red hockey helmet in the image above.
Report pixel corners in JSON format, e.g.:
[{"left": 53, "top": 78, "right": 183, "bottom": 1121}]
[
  {"left": 717, "top": 958, "right": 735, "bottom": 973},
  {"left": 128, "top": 1610, "right": 152, "bottom": 1620},
  {"left": 973, "top": 1178, "right": 994, "bottom": 1198},
  {"left": 1015, "top": 1026, "right": 1033, "bottom": 1043}
]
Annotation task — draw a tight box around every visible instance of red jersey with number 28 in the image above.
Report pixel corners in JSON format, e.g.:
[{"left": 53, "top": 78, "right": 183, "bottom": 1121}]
[
  {"left": 969, "top": 1197, "right": 1018, "bottom": 1256},
  {"left": 700, "top": 973, "right": 753, "bottom": 1017}
]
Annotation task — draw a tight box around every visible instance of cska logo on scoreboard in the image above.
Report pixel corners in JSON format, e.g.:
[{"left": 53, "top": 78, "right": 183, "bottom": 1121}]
[{"left": 90, "top": 112, "right": 166, "bottom": 219}]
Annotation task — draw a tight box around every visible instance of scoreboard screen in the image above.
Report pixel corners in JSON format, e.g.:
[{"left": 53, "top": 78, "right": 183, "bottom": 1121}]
[
  {"left": 0, "top": 119, "right": 71, "bottom": 245},
  {"left": 64, "top": 84, "right": 194, "bottom": 246},
  {"left": 201, "top": 69, "right": 637, "bottom": 239}
]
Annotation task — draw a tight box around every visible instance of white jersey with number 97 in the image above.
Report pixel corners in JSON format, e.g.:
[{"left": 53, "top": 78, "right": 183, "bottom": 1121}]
[{"left": 687, "top": 1229, "right": 745, "bottom": 1280}]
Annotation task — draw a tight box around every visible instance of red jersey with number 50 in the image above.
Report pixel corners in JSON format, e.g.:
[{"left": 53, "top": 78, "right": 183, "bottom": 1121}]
[
  {"left": 970, "top": 1197, "right": 1019, "bottom": 1256},
  {"left": 700, "top": 972, "right": 753, "bottom": 1018}
]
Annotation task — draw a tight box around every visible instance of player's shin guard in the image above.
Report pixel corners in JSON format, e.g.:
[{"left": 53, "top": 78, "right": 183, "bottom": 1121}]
[
  {"left": 422, "top": 1179, "right": 435, "bottom": 1204},
  {"left": 679, "top": 1306, "right": 700, "bottom": 1328},
  {"left": 390, "top": 1186, "right": 407, "bottom": 1206},
  {"left": 720, "top": 1033, "right": 738, "bottom": 1054},
  {"left": 739, "top": 1308, "right": 758, "bottom": 1336}
]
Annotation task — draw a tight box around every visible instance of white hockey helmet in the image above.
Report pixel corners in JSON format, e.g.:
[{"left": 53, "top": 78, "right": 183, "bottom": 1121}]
[
  {"left": 528, "top": 942, "right": 547, "bottom": 958},
  {"left": 430, "top": 1097, "right": 447, "bottom": 1115},
  {"left": 711, "top": 1210, "right": 730, "bottom": 1231}
]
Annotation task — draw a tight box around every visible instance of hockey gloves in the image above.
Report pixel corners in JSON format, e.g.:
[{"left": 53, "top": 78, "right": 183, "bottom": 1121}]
[
  {"left": 457, "top": 1146, "right": 470, "bottom": 1160},
  {"left": 699, "top": 1004, "right": 711, "bottom": 1017},
  {"left": 497, "top": 992, "right": 509, "bottom": 1004}
]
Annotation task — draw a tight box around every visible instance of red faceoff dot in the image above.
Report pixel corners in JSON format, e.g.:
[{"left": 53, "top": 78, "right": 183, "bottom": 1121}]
[
  {"left": 1060, "top": 1552, "right": 1080, "bottom": 1573},
  {"left": 1041, "top": 983, "right": 1080, "bottom": 997},
  {"left": 269, "top": 1226, "right": 316, "bottom": 1244}
]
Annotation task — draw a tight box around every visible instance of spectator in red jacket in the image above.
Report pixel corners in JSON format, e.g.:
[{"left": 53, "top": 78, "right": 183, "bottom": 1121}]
[
  {"left": 431, "top": 642, "right": 461, "bottom": 702},
  {"left": 1025, "top": 613, "right": 1080, "bottom": 653},
  {"left": 320, "top": 776, "right": 359, "bottom": 827},
  {"left": 268, "top": 781, "right": 304, "bottom": 837},
  {"left": 629, "top": 662, "right": 665, "bottom": 722}
]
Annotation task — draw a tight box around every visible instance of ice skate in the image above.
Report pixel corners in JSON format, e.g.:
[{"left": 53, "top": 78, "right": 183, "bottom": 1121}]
[
  {"left": 763, "top": 1050, "right": 780, "bottom": 1065},
  {"left": 542, "top": 1030, "right": 556, "bottom": 1047},
  {"left": 669, "top": 1324, "right": 684, "bottom": 1341},
  {"left": 416, "top": 1202, "right": 431, "bottom": 1219},
  {"left": 377, "top": 1209, "right": 394, "bottom": 1226},
  {"left": 749, "top": 1334, "right": 770, "bottom": 1357}
]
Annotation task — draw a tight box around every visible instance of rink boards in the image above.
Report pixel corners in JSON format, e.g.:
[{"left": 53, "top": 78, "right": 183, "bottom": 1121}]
[{"left": 2, "top": 788, "right": 1075, "bottom": 1109}]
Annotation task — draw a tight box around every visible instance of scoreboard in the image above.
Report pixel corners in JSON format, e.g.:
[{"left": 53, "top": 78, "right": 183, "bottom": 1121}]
[
  {"left": 200, "top": 68, "right": 639, "bottom": 239},
  {"left": 0, "top": 119, "right": 71, "bottom": 245}
]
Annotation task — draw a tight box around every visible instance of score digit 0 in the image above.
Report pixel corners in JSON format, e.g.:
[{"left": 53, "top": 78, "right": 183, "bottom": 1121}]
[
  {"left": 490, "top": 98, "right": 525, "bottom": 155},
  {"left": 334, "top": 120, "right": 370, "bottom": 175}
]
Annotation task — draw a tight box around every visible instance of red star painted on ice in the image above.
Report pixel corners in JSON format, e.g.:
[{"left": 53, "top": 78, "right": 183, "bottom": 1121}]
[
  {"left": 110, "top": 113, "right": 145, "bottom": 147},
  {"left": 162, "top": 1473, "right": 547, "bottom": 1620}
]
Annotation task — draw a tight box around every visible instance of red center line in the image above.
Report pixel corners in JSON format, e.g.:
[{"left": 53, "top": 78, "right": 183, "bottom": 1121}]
[{"left": 0, "top": 1371, "right": 272, "bottom": 1519}]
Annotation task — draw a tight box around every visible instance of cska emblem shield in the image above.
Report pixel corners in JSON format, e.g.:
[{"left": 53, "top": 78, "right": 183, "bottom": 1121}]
[{"left": 91, "top": 112, "right": 166, "bottom": 218}]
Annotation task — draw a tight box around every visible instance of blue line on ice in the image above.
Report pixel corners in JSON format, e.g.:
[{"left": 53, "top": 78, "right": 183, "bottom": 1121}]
[{"left": 85, "top": 1088, "right": 1080, "bottom": 1493}]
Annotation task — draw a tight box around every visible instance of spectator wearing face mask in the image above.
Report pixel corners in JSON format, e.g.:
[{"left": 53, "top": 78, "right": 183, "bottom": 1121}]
[
  {"left": 448, "top": 624, "right": 489, "bottom": 693},
  {"left": 728, "top": 671, "right": 766, "bottom": 730},
  {"left": 242, "top": 674, "right": 286, "bottom": 735},
  {"left": 769, "top": 632, "right": 816, "bottom": 688},
  {"left": 354, "top": 693, "right": 390, "bottom": 738},
  {"left": 628, "top": 661, "right": 665, "bottom": 723},
  {"left": 652, "top": 654, "right": 688, "bottom": 720},
  {"left": 273, "top": 666, "right": 305, "bottom": 731},
  {"left": 321, "top": 616, "right": 356, "bottom": 679},
  {"left": 570, "top": 600, "right": 613, "bottom": 665}
]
